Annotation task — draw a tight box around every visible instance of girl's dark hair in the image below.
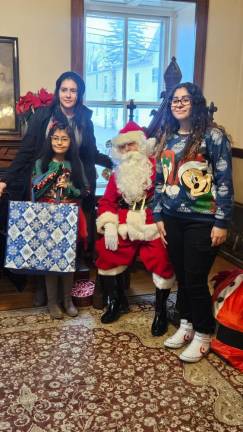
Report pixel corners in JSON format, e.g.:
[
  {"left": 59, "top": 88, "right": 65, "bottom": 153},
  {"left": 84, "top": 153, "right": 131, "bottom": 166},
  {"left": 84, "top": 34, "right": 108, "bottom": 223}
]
[
  {"left": 157, "top": 82, "right": 212, "bottom": 159},
  {"left": 50, "top": 71, "right": 86, "bottom": 130},
  {"left": 40, "top": 122, "right": 88, "bottom": 192}
]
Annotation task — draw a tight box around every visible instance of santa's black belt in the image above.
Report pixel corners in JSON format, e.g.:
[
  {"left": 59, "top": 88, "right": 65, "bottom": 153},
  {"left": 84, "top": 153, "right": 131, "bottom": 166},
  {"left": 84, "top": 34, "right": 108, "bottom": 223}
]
[
  {"left": 216, "top": 322, "right": 243, "bottom": 350},
  {"left": 118, "top": 198, "right": 151, "bottom": 210}
]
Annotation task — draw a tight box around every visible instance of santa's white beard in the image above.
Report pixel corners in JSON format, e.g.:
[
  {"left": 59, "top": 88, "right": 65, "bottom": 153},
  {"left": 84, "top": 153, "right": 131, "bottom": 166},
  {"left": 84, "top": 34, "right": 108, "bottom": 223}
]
[{"left": 116, "top": 151, "right": 153, "bottom": 204}]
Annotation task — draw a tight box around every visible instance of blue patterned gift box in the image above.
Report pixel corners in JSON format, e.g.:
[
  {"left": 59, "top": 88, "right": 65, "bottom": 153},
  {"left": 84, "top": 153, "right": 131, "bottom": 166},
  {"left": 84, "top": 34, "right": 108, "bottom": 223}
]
[{"left": 5, "top": 201, "right": 79, "bottom": 273}]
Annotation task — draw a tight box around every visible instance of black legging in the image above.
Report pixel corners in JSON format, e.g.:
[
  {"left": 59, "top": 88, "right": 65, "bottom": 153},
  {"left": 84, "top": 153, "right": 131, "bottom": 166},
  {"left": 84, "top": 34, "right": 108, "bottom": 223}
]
[{"left": 163, "top": 216, "right": 218, "bottom": 334}]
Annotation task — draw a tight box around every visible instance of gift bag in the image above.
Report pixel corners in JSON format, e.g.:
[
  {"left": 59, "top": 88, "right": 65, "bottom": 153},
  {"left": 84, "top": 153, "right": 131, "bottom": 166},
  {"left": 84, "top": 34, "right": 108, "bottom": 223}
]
[{"left": 5, "top": 200, "right": 79, "bottom": 274}]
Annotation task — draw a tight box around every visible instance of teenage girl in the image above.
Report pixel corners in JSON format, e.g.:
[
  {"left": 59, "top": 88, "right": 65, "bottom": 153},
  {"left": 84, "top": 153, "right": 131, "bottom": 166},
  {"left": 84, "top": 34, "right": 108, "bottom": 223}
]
[{"left": 153, "top": 82, "right": 233, "bottom": 362}]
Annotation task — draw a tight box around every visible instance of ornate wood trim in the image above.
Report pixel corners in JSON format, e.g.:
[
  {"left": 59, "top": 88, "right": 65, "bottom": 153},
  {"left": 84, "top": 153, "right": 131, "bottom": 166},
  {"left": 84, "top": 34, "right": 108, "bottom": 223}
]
[
  {"left": 232, "top": 148, "right": 243, "bottom": 159},
  {"left": 71, "top": 0, "right": 209, "bottom": 88},
  {"left": 71, "top": 0, "right": 84, "bottom": 75},
  {"left": 194, "top": 0, "right": 209, "bottom": 87},
  {"left": 0, "top": 37, "right": 21, "bottom": 141}
]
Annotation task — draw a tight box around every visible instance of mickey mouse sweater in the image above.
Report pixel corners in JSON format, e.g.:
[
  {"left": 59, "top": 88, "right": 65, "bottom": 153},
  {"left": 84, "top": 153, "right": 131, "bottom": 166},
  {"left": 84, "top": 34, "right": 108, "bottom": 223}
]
[{"left": 152, "top": 127, "right": 234, "bottom": 228}]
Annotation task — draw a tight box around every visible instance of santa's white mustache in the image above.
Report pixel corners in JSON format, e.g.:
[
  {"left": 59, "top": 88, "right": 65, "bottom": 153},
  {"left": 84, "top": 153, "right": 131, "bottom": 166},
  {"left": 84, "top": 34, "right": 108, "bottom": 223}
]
[{"left": 120, "top": 150, "right": 146, "bottom": 162}]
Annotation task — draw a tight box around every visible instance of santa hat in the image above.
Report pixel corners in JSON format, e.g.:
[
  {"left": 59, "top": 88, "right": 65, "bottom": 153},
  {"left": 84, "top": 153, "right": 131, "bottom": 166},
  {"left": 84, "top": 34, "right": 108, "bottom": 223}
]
[
  {"left": 111, "top": 121, "right": 156, "bottom": 156},
  {"left": 178, "top": 160, "right": 208, "bottom": 183}
]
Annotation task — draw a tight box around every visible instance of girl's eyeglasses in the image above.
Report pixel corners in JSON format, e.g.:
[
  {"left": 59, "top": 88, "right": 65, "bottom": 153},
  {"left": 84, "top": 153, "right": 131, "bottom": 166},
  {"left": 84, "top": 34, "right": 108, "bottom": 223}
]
[
  {"left": 51, "top": 136, "right": 70, "bottom": 144},
  {"left": 171, "top": 96, "right": 192, "bottom": 107}
]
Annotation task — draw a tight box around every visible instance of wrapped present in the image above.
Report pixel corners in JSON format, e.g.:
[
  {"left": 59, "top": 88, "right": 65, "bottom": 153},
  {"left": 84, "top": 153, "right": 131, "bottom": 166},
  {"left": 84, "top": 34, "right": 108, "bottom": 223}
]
[
  {"left": 72, "top": 280, "right": 94, "bottom": 307},
  {"left": 5, "top": 201, "right": 78, "bottom": 274}
]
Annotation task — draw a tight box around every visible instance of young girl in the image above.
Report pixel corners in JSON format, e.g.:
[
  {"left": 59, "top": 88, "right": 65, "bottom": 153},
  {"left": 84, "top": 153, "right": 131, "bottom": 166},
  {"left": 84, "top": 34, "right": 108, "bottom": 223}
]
[
  {"left": 152, "top": 82, "right": 234, "bottom": 362},
  {"left": 32, "top": 122, "right": 88, "bottom": 319}
]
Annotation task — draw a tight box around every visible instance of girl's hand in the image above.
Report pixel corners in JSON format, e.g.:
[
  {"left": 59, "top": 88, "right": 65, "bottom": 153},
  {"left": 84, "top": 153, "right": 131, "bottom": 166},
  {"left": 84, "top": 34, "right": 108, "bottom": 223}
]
[
  {"left": 211, "top": 226, "right": 228, "bottom": 247},
  {"left": 56, "top": 175, "right": 69, "bottom": 189},
  {"left": 156, "top": 221, "right": 168, "bottom": 246}
]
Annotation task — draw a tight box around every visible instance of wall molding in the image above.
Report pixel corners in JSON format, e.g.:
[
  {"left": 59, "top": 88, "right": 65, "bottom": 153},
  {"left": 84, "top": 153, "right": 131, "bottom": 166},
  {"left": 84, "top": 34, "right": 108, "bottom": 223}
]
[{"left": 232, "top": 148, "right": 243, "bottom": 159}]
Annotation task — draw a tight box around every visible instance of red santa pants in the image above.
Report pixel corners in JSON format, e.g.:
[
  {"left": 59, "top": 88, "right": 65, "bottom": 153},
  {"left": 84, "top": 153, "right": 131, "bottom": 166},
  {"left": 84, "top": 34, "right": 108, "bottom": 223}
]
[{"left": 96, "top": 235, "right": 174, "bottom": 279}]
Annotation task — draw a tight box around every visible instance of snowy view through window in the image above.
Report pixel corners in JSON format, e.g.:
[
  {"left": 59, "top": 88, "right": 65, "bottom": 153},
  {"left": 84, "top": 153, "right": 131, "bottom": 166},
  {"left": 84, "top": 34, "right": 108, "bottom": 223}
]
[{"left": 85, "top": 6, "right": 195, "bottom": 192}]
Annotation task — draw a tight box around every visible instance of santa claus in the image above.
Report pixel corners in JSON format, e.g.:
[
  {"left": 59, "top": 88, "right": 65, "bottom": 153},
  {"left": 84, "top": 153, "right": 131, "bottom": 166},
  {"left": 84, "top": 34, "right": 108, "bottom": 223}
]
[{"left": 95, "top": 121, "right": 175, "bottom": 335}]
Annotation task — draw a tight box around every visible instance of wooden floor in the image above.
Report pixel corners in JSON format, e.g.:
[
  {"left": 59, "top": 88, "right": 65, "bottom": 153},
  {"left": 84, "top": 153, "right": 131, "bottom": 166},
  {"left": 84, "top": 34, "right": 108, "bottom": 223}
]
[{"left": 0, "top": 255, "right": 238, "bottom": 311}]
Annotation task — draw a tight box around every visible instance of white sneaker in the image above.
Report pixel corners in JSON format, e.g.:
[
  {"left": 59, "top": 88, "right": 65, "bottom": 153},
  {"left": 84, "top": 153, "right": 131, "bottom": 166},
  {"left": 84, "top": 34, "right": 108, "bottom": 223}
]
[
  {"left": 164, "top": 319, "right": 194, "bottom": 349},
  {"left": 179, "top": 332, "right": 211, "bottom": 363}
]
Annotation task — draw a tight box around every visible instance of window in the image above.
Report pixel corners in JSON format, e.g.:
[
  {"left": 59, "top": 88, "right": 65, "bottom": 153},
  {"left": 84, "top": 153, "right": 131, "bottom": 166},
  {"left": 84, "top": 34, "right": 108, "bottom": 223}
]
[
  {"left": 152, "top": 67, "right": 159, "bottom": 83},
  {"left": 103, "top": 75, "right": 108, "bottom": 93},
  {"left": 135, "top": 73, "right": 140, "bottom": 92},
  {"left": 84, "top": 1, "right": 197, "bottom": 191}
]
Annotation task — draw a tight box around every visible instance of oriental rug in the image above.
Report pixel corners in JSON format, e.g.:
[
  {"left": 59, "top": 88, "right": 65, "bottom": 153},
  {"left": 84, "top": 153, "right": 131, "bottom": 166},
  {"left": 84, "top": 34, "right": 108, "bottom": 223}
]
[{"left": 0, "top": 303, "right": 242, "bottom": 432}]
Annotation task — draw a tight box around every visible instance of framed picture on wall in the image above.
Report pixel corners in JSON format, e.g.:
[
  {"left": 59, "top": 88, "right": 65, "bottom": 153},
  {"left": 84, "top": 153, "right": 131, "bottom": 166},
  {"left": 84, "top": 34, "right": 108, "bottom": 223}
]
[{"left": 0, "top": 36, "right": 20, "bottom": 138}]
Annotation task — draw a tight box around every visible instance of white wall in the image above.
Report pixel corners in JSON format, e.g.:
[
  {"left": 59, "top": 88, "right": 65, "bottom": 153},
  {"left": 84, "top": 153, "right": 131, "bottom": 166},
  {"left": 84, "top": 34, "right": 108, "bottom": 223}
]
[
  {"left": 204, "top": 0, "right": 243, "bottom": 203},
  {"left": 0, "top": 0, "right": 71, "bottom": 95},
  {"left": 204, "top": 0, "right": 243, "bottom": 150}
]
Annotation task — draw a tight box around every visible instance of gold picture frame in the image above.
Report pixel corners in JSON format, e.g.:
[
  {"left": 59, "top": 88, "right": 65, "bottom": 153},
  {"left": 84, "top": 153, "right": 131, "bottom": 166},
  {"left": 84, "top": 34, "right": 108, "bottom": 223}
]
[{"left": 0, "top": 36, "right": 20, "bottom": 138}]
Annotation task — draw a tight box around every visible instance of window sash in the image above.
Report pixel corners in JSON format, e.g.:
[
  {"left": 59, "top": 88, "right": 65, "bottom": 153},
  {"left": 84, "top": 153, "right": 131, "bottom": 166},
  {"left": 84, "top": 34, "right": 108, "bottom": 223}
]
[{"left": 84, "top": 11, "right": 170, "bottom": 105}]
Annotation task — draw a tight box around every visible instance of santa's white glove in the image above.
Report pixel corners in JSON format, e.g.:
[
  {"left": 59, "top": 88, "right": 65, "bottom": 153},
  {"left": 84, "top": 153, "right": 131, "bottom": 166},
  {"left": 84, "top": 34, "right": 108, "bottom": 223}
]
[{"left": 104, "top": 223, "right": 118, "bottom": 251}]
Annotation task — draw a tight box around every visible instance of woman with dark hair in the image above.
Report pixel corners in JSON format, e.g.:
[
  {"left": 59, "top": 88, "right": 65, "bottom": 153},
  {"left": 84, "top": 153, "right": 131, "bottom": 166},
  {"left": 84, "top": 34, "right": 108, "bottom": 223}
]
[
  {"left": 0, "top": 71, "right": 113, "bottom": 260},
  {"left": 152, "top": 82, "right": 234, "bottom": 363},
  {"left": 32, "top": 122, "right": 88, "bottom": 319}
]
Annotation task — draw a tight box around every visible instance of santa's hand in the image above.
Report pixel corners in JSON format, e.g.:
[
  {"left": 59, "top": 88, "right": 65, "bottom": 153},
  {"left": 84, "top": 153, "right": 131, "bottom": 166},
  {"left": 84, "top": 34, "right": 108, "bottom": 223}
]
[
  {"left": 156, "top": 221, "right": 168, "bottom": 246},
  {"left": 104, "top": 223, "right": 118, "bottom": 251}
]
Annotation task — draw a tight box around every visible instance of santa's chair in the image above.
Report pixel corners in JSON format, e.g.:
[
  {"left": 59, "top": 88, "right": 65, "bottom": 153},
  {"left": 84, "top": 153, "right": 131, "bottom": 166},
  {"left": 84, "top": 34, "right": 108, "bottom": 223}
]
[{"left": 211, "top": 269, "right": 243, "bottom": 371}]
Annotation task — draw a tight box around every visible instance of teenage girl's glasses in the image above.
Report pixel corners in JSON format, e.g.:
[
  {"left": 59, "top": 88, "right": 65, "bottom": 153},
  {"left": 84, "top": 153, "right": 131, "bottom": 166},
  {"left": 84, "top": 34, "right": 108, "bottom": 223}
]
[
  {"left": 51, "top": 136, "right": 70, "bottom": 144},
  {"left": 171, "top": 96, "right": 192, "bottom": 107}
]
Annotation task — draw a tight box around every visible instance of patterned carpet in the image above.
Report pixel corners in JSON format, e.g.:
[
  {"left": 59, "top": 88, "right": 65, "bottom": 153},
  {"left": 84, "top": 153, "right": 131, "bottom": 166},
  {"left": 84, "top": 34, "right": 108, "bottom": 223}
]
[{"left": 0, "top": 303, "right": 242, "bottom": 432}]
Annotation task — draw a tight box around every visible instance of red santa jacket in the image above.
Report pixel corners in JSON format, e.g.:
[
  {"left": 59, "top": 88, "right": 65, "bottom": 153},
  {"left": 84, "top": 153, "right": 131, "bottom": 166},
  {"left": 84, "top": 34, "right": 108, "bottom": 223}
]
[
  {"left": 96, "top": 157, "right": 160, "bottom": 242},
  {"left": 211, "top": 269, "right": 243, "bottom": 371}
]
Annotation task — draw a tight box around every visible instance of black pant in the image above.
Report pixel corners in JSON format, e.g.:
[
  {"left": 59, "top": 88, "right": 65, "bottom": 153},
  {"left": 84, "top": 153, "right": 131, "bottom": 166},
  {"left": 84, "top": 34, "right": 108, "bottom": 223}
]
[{"left": 163, "top": 216, "right": 218, "bottom": 334}]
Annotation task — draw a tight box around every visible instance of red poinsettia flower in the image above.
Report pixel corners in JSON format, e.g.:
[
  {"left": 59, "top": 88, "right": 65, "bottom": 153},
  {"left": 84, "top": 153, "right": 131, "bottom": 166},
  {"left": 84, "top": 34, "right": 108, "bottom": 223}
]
[
  {"left": 38, "top": 88, "right": 53, "bottom": 105},
  {"left": 16, "top": 88, "right": 54, "bottom": 116}
]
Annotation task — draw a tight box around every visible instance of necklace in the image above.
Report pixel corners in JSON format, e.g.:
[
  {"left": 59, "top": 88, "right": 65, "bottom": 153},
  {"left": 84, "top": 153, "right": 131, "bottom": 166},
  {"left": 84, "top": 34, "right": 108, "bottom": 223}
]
[{"left": 178, "top": 129, "right": 190, "bottom": 135}]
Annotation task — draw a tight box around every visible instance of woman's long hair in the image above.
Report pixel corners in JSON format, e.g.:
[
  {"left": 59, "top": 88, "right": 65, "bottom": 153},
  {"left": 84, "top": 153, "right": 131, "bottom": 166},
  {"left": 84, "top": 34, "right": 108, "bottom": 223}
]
[
  {"left": 50, "top": 71, "right": 86, "bottom": 131},
  {"left": 157, "top": 82, "right": 213, "bottom": 160},
  {"left": 40, "top": 122, "right": 88, "bottom": 192}
]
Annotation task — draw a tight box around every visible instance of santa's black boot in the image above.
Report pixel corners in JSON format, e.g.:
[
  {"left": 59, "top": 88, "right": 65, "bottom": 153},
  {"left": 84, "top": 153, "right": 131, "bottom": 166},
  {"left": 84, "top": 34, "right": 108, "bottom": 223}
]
[
  {"left": 100, "top": 276, "right": 120, "bottom": 324},
  {"left": 116, "top": 270, "right": 130, "bottom": 314},
  {"left": 151, "top": 288, "right": 170, "bottom": 336}
]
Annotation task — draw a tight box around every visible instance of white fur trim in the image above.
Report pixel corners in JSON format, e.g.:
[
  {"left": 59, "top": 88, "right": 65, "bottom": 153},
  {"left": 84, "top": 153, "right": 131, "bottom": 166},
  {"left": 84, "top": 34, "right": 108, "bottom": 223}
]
[
  {"left": 214, "top": 273, "right": 243, "bottom": 317},
  {"left": 146, "top": 138, "right": 157, "bottom": 156},
  {"left": 127, "top": 209, "right": 146, "bottom": 227},
  {"left": 127, "top": 209, "right": 146, "bottom": 241},
  {"left": 112, "top": 130, "right": 145, "bottom": 147},
  {"left": 98, "top": 265, "right": 127, "bottom": 276},
  {"left": 143, "top": 223, "right": 160, "bottom": 241},
  {"left": 96, "top": 212, "right": 119, "bottom": 234},
  {"left": 118, "top": 223, "right": 128, "bottom": 240},
  {"left": 152, "top": 273, "right": 176, "bottom": 289},
  {"left": 126, "top": 211, "right": 160, "bottom": 242}
]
